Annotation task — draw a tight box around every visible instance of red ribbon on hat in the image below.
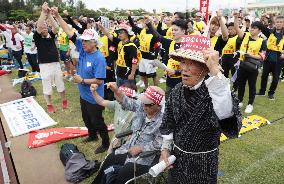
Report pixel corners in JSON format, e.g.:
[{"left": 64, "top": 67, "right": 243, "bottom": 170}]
[
  {"left": 180, "top": 35, "right": 211, "bottom": 51},
  {"left": 119, "top": 86, "right": 135, "bottom": 98},
  {"left": 144, "top": 87, "right": 164, "bottom": 105}
]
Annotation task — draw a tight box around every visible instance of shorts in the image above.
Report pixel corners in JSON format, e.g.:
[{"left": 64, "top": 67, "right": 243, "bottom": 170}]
[
  {"left": 138, "top": 58, "right": 157, "bottom": 78},
  {"left": 59, "top": 50, "right": 69, "bottom": 62},
  {"left": 39, "top": 62, "right": 65, "bottom": 95}
]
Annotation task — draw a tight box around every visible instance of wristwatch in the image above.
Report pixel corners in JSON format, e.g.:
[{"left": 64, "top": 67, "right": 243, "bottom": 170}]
[{"left": 80, "top": 79, "right": 86, "bottom": 85}]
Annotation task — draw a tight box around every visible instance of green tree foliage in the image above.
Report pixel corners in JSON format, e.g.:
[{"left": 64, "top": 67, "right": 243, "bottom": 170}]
[{"left": 2, "top": 0, "right": 153, "bottom": 21}]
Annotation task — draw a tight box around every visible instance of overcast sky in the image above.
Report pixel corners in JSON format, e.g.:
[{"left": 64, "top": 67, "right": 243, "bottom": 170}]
[{"left": 82, "top": 0, "right": 255, "bottom": 12}]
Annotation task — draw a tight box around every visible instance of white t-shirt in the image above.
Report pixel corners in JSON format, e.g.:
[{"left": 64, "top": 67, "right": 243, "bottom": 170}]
[
  {"left": 10, "top": 33, "right": 24, "bottom": 51},
  {"left": 2, "top": 29, "right": 12, "bottom": 48},
  {"left": 21, "top": 31, "right": 37, "bottom": 54}
]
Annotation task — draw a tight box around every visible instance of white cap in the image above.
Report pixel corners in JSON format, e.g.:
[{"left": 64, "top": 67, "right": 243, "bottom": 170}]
[{"left": 80, "top": 29, "right": 102, "bottom": 47}]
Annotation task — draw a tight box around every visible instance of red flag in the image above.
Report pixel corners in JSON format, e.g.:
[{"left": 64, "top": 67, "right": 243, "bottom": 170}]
[
  {"left": 200, "top": 0, "right": 210, "bottom": 23},
  {"left": 28, "top": 125, "right": 114, "bottom": 148}
]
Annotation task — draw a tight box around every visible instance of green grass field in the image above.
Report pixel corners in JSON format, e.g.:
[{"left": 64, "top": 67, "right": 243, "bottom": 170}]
[{"left": 9, "top": 65, "right": 284, "bottom": 184}]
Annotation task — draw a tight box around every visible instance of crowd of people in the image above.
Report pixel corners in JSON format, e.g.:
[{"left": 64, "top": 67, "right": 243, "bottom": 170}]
[{"left": 0, "top": 2, "right": 284, "bottom": 183}]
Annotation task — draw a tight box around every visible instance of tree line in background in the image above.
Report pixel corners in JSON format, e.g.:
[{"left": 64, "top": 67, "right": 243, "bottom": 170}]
[{"left": 0, "top": 0, "right": 159, "bottom": 22}]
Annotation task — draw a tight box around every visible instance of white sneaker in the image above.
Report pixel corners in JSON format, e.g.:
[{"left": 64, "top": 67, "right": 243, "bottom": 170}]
[
  {"left": 140, "top": 83, "right": 145, "bottom": 88},
  {"left": 238, "top": 102, "right": 243, "bottom": 108},
  {"left": 159, "top": 78, "right": 166, "bottom": 83},
  {"left": 281, "top": 79, "right": 284, "bottom": 82},
  {"left": 136, "top": 80, "right": 143, "bottom": 86},
  {"left": 245, "top": 104, "right": 253, "bottom": 114}
]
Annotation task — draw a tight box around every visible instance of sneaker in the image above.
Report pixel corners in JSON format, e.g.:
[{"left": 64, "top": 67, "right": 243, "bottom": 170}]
[
  {"left": 244, "top": 104, "right": 253, "bottom": 114},
  {"left": 238, "top": 102, "right": 243, "bottom": 108},
  {"left": 47, "top": 105, "right": 55, "bottom": 113},
  {"left": 140, "top": 83, "right": 145, "bottom": 88},
  {"left": 159, "top": 78, "right": 166, "bottom": 83},
  {"left": 256, "top": 92, "right": 265, "bottom": 96},
  {"left": 95, "top": 145, "right": 109, "bottom": 154},
  {"left": 82, "top": 136, "right": 99, "bottom": 143},
  {"left": 136, "top": 80, "right": 143, "bottom": 86},
  {"left": 268, "top": 94, "right": 275, "bottom": 100},
  {"left": 281, "top": 79, "right": 284, "bottom": 82},
  {"left": 62, "top": 100, "right": 68, "bottom": 110}
]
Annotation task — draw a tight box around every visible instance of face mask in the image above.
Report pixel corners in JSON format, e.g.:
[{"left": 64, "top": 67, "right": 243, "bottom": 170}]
[
  {"left": 137, "top": 24, "right": 143, "bottom": 28},
  {"left": 188, "top": 26, "right": 194, "bottom": 33}
]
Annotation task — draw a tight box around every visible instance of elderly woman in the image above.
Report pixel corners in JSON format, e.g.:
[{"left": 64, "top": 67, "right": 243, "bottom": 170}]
[
  {"left": 93, "top": 84, "right": 165, "bottom": 184},
  {"left": 159, "top": 35, "right": 242, "bottom": 184}
]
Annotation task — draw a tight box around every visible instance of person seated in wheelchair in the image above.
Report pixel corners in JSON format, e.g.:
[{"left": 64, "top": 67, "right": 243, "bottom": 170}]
[
  {"left": 90, "top": 82, "right": 137, "bottom": 153},
  {"left": 92, "top": 83, "right": 165, "bottom": 184}
]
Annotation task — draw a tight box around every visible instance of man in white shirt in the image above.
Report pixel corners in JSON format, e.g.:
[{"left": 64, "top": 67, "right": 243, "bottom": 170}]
[
  {"left": 17, "top": 24, "right": 40, "bottom": 72},
  {"left": 10, "top": 25, "right": 24, "bottom": 69}
]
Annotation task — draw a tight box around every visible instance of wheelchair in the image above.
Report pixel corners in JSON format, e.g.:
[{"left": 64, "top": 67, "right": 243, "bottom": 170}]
[{"left": 98, "top": 130, "right": 168, "bottom": 184}]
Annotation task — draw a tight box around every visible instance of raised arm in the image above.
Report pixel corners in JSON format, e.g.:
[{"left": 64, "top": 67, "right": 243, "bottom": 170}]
[
  {"left": 47, "top": 12, "right": 59, "bottom": 34},
  {"left": 217, "top": 11, "right": 228, "bottom": 41},
  {"left": 234, "top": 12, "right": 244, "bottom": 39},
  {"left": 107, "top": 82, "right": 125, "bottom": 103},
  {"left": 37, "top": 2, "right": 50, "bottom": 34},
  {"left": 51, "top": 7, "right": 74, "bottom": 38},
  {"left": 90, "top": 84, "right": 110, "bottom": 107},
  {"left": 96, "top": 22, "right": 113, "bottom": 42},
  {"left": 127, "top": 11, "right": 142, "bottom": 34},
  {"left": 145, "top": 16, "right": 163, "bottom": 40}
]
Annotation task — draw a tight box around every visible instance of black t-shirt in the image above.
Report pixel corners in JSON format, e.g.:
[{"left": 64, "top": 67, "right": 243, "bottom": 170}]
[
  {"left": 34, "top": 31, "right": 59, "bottom": 64},
  {"left": 212, "top": 35, "right": 228, "bottom": 55},
  {"left": 112, "top": 37, "right": 138, "bottom": 79}
]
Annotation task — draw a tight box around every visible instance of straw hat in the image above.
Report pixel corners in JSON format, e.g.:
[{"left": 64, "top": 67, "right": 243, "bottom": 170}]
[{"left": 169, "top": 35, "right": 211, "bottom": 65}]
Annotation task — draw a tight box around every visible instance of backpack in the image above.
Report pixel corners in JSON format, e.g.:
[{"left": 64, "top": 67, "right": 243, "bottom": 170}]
[
  {"left": 60, "top": 143, "right": 79, "bottom": 166},
  {"left": 60, "top": 143, "right": 100, "bottom": 183},
  {"left": 20, "top": 80, "right": 37, "bottom": 98}
]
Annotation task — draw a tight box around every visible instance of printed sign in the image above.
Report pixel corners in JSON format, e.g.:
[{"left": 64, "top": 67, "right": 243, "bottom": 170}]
[
  {"left": 180, "top": 35, "right": 211, "bottom": 51},
  {"left": 0, "top": 97, "right": 57, "bottom": 137}
]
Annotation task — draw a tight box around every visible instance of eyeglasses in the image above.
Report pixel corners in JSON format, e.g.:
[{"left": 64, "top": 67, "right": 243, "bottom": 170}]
[{"left": 143, "top": 103, "right": 156, "bottom": 107}]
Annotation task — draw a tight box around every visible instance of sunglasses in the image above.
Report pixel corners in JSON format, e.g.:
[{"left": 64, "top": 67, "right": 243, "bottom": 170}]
[{"left": 143, "top": 103, "right": 156, "bottom": 107}]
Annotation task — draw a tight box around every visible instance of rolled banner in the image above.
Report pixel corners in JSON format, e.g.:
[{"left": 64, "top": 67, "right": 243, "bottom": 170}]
[{"left": 149, "top": 155, "right": 176, "bottom": 177}]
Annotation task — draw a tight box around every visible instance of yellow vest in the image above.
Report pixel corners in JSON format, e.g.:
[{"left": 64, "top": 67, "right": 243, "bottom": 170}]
[
  {"left": 165, "top": 27, "right": 174, "bottom": 40},
  {"left": 194, "top": 21, "right": 203, "bottom": 32},
  {"left": 240, "top": 33, "right": 263, "bottom": 61},
  {"left": 99, "top": 35, "right": 109, "bottom": 58},
  {"left": 167, "top": 41, "right": 181, "bottom": 78},
  {"left": 139, "top": 29, "right": 153, "bottom": 53},
  {"left": 210, "top": 35, "right": 219, "bottom": 49},
  {"left": 267, "top": 33, "right": 284, "bottom": 52},
  {"left": 116, "top": 42, "right": 142, "bottom": 67},
  {"left": 222, "top": 35, "right": 238, "bottom": 56}
]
